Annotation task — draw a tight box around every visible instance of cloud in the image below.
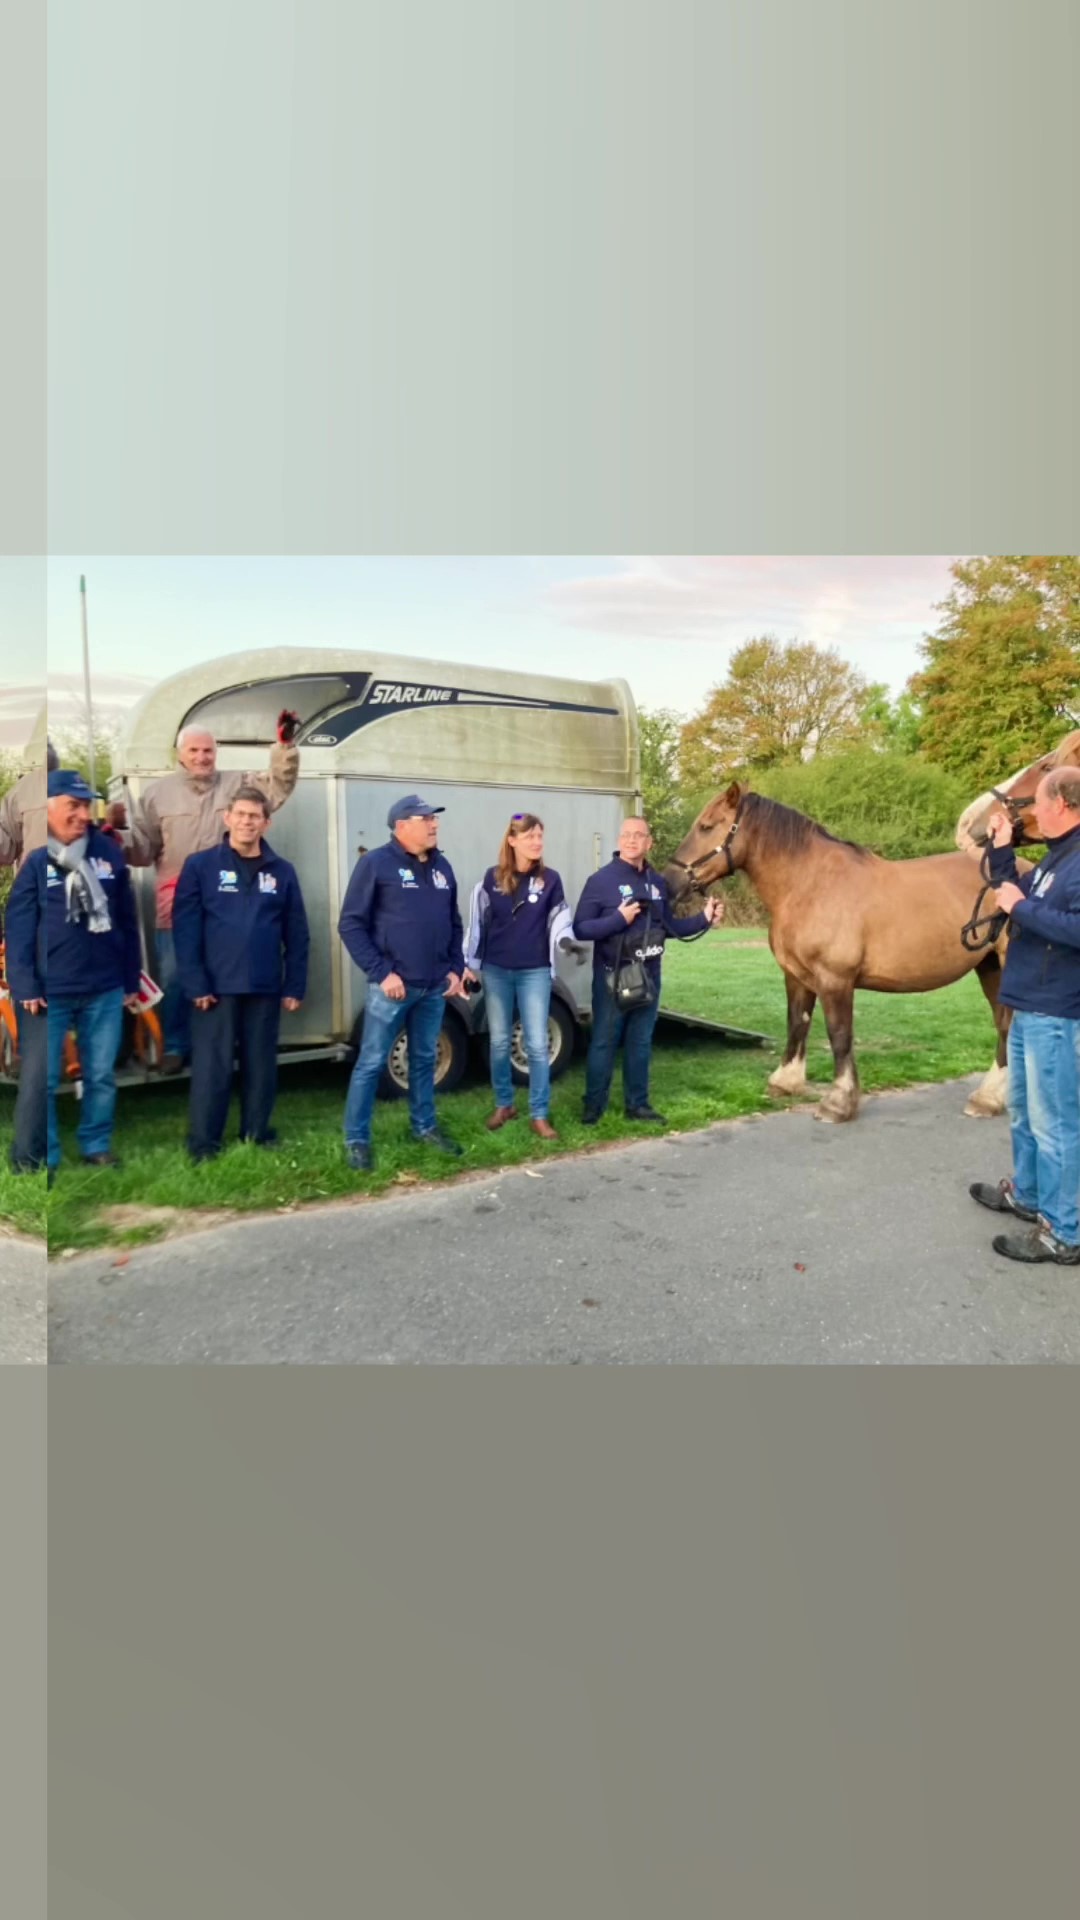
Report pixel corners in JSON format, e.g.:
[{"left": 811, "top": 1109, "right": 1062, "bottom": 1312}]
[
  {"left": 0, "top": 683, "right": 45, "bottom": 752},
  {"left": 46, "top": 671, "right": 154, "bottom": 734},
  {"left": 542, "top": 556, "right": 956, "bottom": 651}
]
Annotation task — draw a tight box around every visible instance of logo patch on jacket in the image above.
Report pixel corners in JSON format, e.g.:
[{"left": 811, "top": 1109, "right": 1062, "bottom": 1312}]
[
  {"left": 47, "top": 868, "right": 62, "bottom": 886},
  {"left": 91, "top": 858, "right": 114, "bottom": 880},
  {"left": 1033, "top": 871, "right": 1056, "bottom": 897},
  {"left": 258, "top": 872, "right": 278, "bottom": 893},
  {"left": 219, "top": 870, "right": 238, "bottom": 891},
  {"left": 432, "top": 870, "right": 449, "bottom": 890},
  {"left": 649, "top": 884, "right": 661, "bottom": 900},
  {"left": 618, "top": 883, "right": 633, "bottom": 897},
  {"left": 397, "top": 867, "right": 418, "bottom": 889}
]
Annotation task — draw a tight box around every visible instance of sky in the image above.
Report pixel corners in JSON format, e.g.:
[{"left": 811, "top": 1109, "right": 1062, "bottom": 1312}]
[{"left": 2, "top": 554, "right": 957, "bottom": 750}]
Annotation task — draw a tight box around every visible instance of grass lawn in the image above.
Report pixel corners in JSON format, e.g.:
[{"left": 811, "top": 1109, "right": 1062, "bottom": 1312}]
[{"left": 27, "top": 932, "right": 998, "bottom": 1255}]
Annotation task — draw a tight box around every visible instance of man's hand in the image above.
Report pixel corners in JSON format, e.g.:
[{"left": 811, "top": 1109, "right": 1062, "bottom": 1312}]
[
  {"left": 20, "top": 998, "right": 46, "bottom": 1015},
  {"left": 618, "top": 900, "right": 642, "bottom": 923},
  {"left": 380, "top": 973, "right": 406, "bottom": 1001},
  {"left": 105, "top": 801, "right": 128, "bottom": 831},
  {"left": 558, "top": 938, "right": 589, "bottom": 965},
  {"left": 703, "top": 896, "right": 724, "bottom": 927},
  {"left": 194, "top": 995, "right": 218, "bottom": 1011},
  {"left": 123, "top": 994, "right": 142, "bottom": 1013},
  {"left": 282, "top": 997, "right": 302, "bottom": 1012},
  {"left": 994, "top": 882, "right": 1025, "bottom": 914},
  {"left": 988, "top": 809, "right": 1014, "bottom": 848},
  {"left": 276, "top": 709, "right": 302, "bottom": 745},
  {"left": 445, "top": 972, "right": 464, "bottom": 997}
]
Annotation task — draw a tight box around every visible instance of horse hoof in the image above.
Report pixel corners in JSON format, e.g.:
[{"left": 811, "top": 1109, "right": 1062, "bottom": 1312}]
[
  {"left": 813, "top": 1098, "right": 857, "bottom": 1125},
  {"left": 963, "top": 1098, "right": 1006, "bottom": 1119}
]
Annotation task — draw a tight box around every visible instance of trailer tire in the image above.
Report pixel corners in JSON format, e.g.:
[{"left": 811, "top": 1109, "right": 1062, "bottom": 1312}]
[{"left": 348, "top": 1006, "right": 471, "bottom": 1099}]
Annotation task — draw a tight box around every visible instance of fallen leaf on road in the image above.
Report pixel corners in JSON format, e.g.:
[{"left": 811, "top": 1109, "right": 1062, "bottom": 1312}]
[
  {"left": 522, "top": 1168, "right": 543, "bottom": 1179},
  {"left": 112, "top": 1253, "right": 131, "bottom": 1268},
  {"left": 393, "top": 1171, "right": 420, "bottom": 1186},
  {"left": 581, "top": 1298, "right": 601, "bottom": 1308},
  {"left": 794, "top": 1262, "right": 806, "bottom": 1272}
]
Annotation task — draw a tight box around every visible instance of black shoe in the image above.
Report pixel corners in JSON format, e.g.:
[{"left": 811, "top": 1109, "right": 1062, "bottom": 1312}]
[
  {"left": 160, "top": 1052, "right": 186, "bottom": 1076},
  {"left": 582, "top": 1108, "right": 604, "bottom": 1126},
  {"left": 189, "top": 1146, "right": 221, "bottom": 1164},
  {"left": 970, "top": 1179, "right": 1038, "bottom": 1223},
  {"left": 624, "top": 1105, "right": 667, "bottom": 1125},
  {"left": 992, "top": 1226, "right": 1080, "bottom": 1265},
  {"left": 346, "top": 1142, "right": 374, "bottom": 1172},
  {"left": 415, "top": 1127, "right": 463, "bottom": 1157},
  {"left": 80, "top": 1152, "right": 122, "bottom": 1169},
  {"left": 47, "top": 1168, "right": 56, "bottom": 1189},
  {"left": 9, "top": 1158, "right": 44, "bottom": 1175},
  {"left": 240, "top": 1130, "right": 278, "bottom": 1147}
]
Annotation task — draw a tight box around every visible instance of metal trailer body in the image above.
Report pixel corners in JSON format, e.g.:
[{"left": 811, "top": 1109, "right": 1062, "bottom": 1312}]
[{"left": 113, "top": 647, "right": 767, "bottom": 1089}]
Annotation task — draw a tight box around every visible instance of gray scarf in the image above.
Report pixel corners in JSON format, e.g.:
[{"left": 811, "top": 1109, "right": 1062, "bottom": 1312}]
[{"left": 47, "top": 833, "right": 112, "bottom": 933}]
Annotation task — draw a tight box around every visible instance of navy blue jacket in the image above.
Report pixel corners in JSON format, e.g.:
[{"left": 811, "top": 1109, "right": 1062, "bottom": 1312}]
[
  {"left": 474, "top": 865, "right": 568, "bottom": 969},
  {"left": 990, "top": 825, "right": 1080, "bottom": 1017},
  {"left": 573, "top": 857, "right": 709, "bottom": 979},
  {"left": 5, "top": 829, "right": 141, "bottom": 1002},
  {"left": 172, "top": 837, "right": 310, "bottom": 1001},
  {"left": 338, "top": 840, "right": 464, "bottom": 989}
]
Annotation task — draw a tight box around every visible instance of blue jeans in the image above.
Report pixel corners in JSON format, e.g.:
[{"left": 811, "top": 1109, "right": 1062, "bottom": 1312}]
[
  {"left": 483, "top": 965, "right": 553, "bottom": 1117},
  {"left": 343, "top": 982, "right": 448, "bottom": 1145},
  {"left": 47, "top": 987, "right": 125, "bottom": 1167},
  {"left": 1006, "top": 1009, "right": 1080, "bottom": 1244},
  {"left": 584, "top": 967, "right": 660, "bottom": 1115},
  {"left": 156, "top": 928, "right": 191, "bottom": 1060}
]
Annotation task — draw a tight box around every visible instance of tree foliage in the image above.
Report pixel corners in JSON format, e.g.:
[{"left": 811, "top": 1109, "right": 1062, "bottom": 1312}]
[
  {"left": 911, "top": 555, "right": 1080, "bottom": 790},
  {"left": 637, "top": 707, "right": 709, "bottom": 866},
  {"left": 680, "top": 637, "right": 874, "bottom": 785},
  {"left": 753, "top": 747, "right": 970, "bottom": 860}
]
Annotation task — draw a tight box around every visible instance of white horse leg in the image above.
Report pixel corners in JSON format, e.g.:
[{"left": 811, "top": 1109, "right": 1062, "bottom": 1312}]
[{"left": 964, "top": 1059, "right": 1008, "bottom": 1118}]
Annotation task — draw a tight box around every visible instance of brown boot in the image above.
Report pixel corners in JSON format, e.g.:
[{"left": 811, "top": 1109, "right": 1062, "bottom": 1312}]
[
  {"left": 485, "top": 1105, "right": 518, "bottom": 1130},
  {"left": 529, "top": 1117, "right": 558, "bottom": 1140}
]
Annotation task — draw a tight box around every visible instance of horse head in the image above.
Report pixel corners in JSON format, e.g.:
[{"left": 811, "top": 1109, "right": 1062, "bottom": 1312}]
[
  {"left": 663, "top": 781, "right": 748, "bottom": 902},
  {"left": 956, "top": 729, "right": 1080, "bottom": 854}
]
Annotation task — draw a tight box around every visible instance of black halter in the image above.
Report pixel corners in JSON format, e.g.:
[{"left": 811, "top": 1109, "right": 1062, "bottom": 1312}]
[
  {"left": 668, "top": 794, "right": 747, "bottom": 887},
  {"left": 960, "top": 787, "right": 1039, "bottom": 953}
]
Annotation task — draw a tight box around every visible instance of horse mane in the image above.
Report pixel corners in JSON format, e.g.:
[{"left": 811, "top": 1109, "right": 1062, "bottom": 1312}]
[{"left": 743, "top": 791, "right": 872, "bottom": 860}]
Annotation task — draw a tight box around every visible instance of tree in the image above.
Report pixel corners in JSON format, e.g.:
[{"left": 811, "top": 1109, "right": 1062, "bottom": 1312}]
[
  {"left": 680, "top": 637, "right": 873, "bottom": 785},
  {"left": 637, "top": 707, "right": 706, "bottom": 866},
  {"left": 911, "top": 555, "right": 1080, "bottom": 790},
  {"left": 50, "top": 724, "right": 118, "bottom": 795}
]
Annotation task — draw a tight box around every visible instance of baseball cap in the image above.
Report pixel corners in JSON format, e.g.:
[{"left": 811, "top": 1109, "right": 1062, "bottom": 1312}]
[
  {"left": 48, "top": 769, "right": 99, "bottom": 802},
  {"left": 387, "top": 794, "right": 445, "bottom": 827}
]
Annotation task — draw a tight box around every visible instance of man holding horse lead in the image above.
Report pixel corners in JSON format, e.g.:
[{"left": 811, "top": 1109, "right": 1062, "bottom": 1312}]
[
  {"left": 573, "top": 817, "right": 723, "bottom": 1127},
  {"left": 970, "top": 766, "right": 1080, "bottom": 1267}
]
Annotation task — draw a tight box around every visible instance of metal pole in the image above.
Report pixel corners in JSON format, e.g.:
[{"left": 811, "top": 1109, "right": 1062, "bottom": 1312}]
[{"left": 79, "top": 573, "right": 97, "bottom": 797}]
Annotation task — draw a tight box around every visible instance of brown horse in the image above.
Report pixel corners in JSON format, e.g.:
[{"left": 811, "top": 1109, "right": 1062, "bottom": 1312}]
[
  {"left": 665, "top": 783, "right": 1025, "bottom": 1124},
  {"left": 952, "top": 728, "right": 1080, "bottom": 1114}
]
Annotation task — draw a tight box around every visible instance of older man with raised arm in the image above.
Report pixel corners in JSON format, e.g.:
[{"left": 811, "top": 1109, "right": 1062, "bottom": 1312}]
[
  {"left": 111, "top": 710, "right": 301, "bottom": 1072},
  {"left": 0, "top": 739, "right": 58, "bottom": 871}
]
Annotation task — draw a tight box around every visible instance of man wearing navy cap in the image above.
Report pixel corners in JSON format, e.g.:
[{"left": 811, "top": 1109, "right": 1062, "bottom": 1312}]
[
  {"left": 337, "top": 795, "right": 465, "bottom": 1171},
  {"left": 4, "top": 770, "right": 141, "bottom": 1176}
]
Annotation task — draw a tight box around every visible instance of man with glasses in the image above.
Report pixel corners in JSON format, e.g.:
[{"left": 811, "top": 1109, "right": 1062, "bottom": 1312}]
[
  {"left": 338, "top": 794, "right": 465, "bottom": 1172},
  {"left": 573, "top": 817, "right": 723, "bottom": 1127}
]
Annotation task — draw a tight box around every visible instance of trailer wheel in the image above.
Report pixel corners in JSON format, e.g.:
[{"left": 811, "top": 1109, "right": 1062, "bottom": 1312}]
[{"left": 508, "top": 995, "right": 577, "bottom": 1085}]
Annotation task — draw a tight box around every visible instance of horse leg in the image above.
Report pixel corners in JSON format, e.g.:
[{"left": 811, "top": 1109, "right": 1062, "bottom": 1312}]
[
  {"left": 964, "top": 954, "right": 1010, "bottom": 1118},
  {"left": 768, "top": 974, "right": 817, "bottom": 1096},
  {"left": 814, "top": 986, "right": 860, "bottom": 1123}
]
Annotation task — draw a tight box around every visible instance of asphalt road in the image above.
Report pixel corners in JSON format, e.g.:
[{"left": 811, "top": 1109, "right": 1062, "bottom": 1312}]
[
  {"left": 1, "top": 1236, "right": 47, "bottom": 1365},
  {"left": 48, "top": 1076, "right": 1080, "bottom": 1365}
]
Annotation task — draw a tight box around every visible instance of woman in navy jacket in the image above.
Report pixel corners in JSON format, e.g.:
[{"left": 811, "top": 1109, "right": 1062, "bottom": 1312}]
[{"left": 464, "top": 812, "right": 583, "bottom": 1139}]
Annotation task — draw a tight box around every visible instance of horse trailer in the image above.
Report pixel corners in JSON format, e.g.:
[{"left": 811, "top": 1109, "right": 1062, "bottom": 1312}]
[{"left": 113, "top": 647, "right": 764, "bottom": 1091}]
